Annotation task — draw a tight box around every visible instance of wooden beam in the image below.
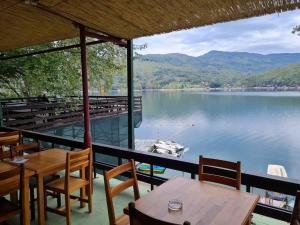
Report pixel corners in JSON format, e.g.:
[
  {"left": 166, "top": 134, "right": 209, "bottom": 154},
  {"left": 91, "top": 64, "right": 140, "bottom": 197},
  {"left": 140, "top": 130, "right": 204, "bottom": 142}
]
[
  {"left": 127, "top": 39, "right": 134, "bottom": 149},
  {"left": 0, "top": 40, "right": 104, "bottom": 61},
  {"left": 85, "top": 31, "right": 127, "bottom": 48},
  {"left": 79, "top": 25, "right": 92, "bottom": 148}
]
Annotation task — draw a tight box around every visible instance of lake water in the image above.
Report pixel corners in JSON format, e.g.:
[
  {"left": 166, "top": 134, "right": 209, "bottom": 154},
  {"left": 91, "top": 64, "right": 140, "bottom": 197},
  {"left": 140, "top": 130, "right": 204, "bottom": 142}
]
[{"left": 135, "top": 91, "right": 300, "bottom": 180}]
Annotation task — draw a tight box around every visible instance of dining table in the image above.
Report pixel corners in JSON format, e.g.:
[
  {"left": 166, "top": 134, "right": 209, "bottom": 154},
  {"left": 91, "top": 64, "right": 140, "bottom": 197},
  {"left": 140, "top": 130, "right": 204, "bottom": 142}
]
[
  {"left": 0, "top": 161, "right": 34, "bottom": 225},
  {"left": 23, "top": 148, "right": 69, "bottom": 225},
  {"left": 133, "top": 176, "right": 259, "bottom": 225}
]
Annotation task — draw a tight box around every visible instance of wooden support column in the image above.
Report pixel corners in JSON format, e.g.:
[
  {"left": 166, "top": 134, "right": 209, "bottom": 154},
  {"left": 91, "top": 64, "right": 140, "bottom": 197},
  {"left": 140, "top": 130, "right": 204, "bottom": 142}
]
[
  {"left": 127, "top": 40, "right": 134, "bottom": 149},
  {"left": 79, "top": 25, "right": 92, "bottom": 148}
]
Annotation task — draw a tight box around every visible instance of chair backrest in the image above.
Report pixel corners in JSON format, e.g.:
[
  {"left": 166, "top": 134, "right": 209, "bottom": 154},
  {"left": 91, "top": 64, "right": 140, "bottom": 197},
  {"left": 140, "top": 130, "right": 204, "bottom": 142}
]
[
  {"left": 104, "top": 160, "right": 140, "bottom": 225},
  {"left": 0, "top": 131, "right": 22, "bottom": 160},
  {"left": 0, "top": 131, "right": 22, "bottom": 146},
  {"left": 65, "top": 148, "right": 92, "bottom": 189},
  {"left": 0, "top": 163, "right": 25, "bottom": 198},
  {"left": 291, "top": 191, "right": 300, "bottom": 225},
  {"left": 129, "top": 202, "right": 190, "bottom": 225},
  {"left": 199, "top": 155, "right": 241, "bottom": 190},
  {"left": 12, "top": 142, "right": 40, "bottom": 157}
]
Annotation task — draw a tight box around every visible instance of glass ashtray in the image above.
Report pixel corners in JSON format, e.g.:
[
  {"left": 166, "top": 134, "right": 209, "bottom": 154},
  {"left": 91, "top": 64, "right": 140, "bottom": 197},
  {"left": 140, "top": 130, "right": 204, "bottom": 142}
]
[{"left": 168, "top": 199, "right": 183, "bottom": 211}]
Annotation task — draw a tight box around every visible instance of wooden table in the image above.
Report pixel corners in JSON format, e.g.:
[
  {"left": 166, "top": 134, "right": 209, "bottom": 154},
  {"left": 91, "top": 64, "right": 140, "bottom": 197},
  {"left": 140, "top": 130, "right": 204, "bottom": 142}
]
[
  {"left": 134, "top": 177, "right": 259, "bottom": 225},
  {"left": 0, "top": 162, "right": 34, "bottom": 225},
  {"left": 24, "top": 148, "right": 68, "bottom": 225}
]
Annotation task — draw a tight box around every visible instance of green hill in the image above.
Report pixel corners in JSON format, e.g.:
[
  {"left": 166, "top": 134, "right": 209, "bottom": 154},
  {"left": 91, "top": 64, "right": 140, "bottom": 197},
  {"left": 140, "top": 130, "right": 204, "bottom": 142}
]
[
  {"left": 113, "top": 51, "right": 300, "bottom": 89},
  {"left": 242, "top": 62, "right": 300, "bottom": 87}
]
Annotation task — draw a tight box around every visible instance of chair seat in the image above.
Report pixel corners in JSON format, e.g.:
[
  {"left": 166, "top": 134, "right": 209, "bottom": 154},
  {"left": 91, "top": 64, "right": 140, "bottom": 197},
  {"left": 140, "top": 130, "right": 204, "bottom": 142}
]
[
  {"left": 115, "top": 214, "right": 129, "bottom": 225},
  {"left": 29, "top": 174, "right": 60, "bottom": 188},
  {"left": 45, "top": 176, "right": 88, "bottom": 193},
  {"left": 0, "top": 197, "right": 20, "bottom": 222}
]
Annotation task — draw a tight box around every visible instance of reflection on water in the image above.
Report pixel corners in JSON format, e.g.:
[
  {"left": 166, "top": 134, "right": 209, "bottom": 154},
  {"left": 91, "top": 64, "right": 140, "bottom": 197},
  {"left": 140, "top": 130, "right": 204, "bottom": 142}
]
[{"left": 135, "top": 91, "right": 300, "bottom": 180}]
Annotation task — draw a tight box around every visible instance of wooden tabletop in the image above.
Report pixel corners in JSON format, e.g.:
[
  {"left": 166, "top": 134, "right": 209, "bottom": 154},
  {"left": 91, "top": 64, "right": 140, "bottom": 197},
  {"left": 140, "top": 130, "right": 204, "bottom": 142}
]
[
  {"left": 24, "top": 148, "right": 68, "bottom": 174},
  {"left": 135, "top": 177, "right": 259, "bottom": 225}
]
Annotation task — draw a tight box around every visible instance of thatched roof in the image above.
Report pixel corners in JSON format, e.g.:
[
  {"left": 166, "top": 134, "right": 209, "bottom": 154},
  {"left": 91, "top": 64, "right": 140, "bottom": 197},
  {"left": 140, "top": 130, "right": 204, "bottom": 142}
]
[{"left": 1, "top": 0, "right": 300, "bottom": 51}]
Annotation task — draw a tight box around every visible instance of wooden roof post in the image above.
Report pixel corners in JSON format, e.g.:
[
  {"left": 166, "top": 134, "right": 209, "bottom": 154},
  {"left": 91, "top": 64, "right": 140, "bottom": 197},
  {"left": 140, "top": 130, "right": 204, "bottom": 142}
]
[
  {"left": 79, "top": 24, "right": 92, "bottom": 148},
  {"left": 127, "top": 39, "right": 134, "bottom": 150}
]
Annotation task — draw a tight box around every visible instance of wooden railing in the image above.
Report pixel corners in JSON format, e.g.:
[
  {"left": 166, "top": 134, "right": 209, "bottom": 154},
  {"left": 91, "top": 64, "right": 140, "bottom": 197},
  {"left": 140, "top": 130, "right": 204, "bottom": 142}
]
[
  {"left": 0, "top": 96, "right": 142, "bottom": 130},
  {"left": 0, "top": 126, "right": 297, "bottom": 222}
]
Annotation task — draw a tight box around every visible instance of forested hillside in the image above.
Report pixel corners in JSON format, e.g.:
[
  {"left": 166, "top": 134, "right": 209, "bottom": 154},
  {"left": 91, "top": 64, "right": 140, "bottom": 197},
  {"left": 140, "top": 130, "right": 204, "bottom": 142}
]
[{"left": 115, "top": 51, "right": 300, "bottom": 89}]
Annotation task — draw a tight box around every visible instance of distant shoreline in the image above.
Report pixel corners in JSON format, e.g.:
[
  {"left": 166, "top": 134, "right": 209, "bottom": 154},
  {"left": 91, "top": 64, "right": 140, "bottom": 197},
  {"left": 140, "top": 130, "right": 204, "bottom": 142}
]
[{"left": 132, "top": 87, "right": 300, "bottom": 92}]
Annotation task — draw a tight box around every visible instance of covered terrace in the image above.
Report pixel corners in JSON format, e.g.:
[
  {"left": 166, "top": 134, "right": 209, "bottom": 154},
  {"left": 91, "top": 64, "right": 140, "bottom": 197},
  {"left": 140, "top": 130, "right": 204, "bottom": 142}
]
[{"left": 1, "top": 0, "right": 300, "bottom": 225}]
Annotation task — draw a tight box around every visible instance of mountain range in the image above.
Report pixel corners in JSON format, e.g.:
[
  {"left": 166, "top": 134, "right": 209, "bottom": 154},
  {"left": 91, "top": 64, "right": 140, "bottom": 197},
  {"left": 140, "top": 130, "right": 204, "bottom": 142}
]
[{"left": 114, "top": 51, "right": 300, "bottom": 89}]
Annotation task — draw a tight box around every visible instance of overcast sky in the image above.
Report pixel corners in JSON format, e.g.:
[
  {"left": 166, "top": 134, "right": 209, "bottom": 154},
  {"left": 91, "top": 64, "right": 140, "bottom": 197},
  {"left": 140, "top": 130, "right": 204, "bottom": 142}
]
[{"left": 134, "top": 10, "right": 300, "bottom": 56}]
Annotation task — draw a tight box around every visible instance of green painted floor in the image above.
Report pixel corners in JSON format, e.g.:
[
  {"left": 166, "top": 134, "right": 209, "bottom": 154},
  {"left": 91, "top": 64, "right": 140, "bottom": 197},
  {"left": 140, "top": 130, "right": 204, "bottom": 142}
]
[{"left": 3, "top": 175, "right": 289, "bottom": 225}]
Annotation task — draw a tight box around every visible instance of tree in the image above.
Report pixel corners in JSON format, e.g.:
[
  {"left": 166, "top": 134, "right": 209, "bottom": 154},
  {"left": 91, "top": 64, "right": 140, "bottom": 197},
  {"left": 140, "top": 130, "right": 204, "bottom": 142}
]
[
  {"left": 292, "top": 25, "right": 300, "bottom": 35},
  {"left": 0, "top": 38, "right": 126, "bottom": 97}
]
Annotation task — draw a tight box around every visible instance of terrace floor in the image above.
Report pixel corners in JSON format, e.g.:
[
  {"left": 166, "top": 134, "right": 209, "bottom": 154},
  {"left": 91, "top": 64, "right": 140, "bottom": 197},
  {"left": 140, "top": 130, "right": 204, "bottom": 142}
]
[{"left": 4, "top": 175, "right": 288, "bottom": 225}]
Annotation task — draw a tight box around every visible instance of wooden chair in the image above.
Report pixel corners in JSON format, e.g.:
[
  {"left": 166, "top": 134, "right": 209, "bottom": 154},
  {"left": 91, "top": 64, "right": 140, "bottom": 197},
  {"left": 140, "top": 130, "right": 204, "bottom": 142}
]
[
  {"left": 129, "top": 202, "right": 190, "bottom": 225},
  {"left": 104, "top": 160, "right": 140, "bottom": 225},
  {"left": 291, "top": 191, "right": 300, "bottom": 225},
  {"left": 0, "top": 131, "right": 22, "bottom": 160},
  {"left": 44, "top": 148, "right": 93, "bottom": 225},
  {"left": 13, "top": 142, "right": 61, "bottom": 221},
  {"left": 199, "top": 155, "right": 241, "bottom": 190},
  {"left": 0, "top": 163, "right": 25, "bottom": 225}
]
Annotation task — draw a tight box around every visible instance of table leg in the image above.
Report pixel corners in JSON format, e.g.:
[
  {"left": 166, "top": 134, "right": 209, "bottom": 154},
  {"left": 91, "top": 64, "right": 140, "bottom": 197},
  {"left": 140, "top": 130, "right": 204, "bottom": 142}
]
[
  {"left": 22, "top": 176, "right": 30, "bottom": 225},
  {"left": 37, "top": 174, "right": 45, "bottom": 225}
]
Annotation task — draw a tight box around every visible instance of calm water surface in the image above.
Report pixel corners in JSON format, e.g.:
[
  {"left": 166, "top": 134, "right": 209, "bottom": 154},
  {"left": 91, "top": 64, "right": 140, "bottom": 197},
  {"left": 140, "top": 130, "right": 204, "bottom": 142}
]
[{"left": 135, "top": 91, "right": 300, "bottom": 179}]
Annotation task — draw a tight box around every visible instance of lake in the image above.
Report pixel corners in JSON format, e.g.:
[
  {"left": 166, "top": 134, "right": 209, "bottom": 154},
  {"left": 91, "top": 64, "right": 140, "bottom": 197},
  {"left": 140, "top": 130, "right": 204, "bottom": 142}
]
[{"left": 135, "top": 91, "right": 300, "bottom": 180}]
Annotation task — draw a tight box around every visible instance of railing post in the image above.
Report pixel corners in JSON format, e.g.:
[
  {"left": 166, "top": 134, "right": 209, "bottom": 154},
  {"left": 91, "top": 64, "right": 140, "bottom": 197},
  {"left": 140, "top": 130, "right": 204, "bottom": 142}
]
[
  {"left": 150, "top": 164, "right": 154, "bottom": 190},
  {"left": 0, "top": 102, "right": 3, "bottom": 127},
  {"left": 191, "top": 173, "right": 196, "bottom": 179},
  {"left": 246, "top": 184, "right": 251, "bottom": 193},
  {"left": 127, "top": 39, "right": 134, "bottom": 150}
]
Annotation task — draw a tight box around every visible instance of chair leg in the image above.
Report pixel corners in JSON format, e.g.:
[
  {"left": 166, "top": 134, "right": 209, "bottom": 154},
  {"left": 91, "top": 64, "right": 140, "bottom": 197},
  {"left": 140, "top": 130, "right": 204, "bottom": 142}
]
[
  {"left": 30, "top": 187, "right": 35, "bottom": 221},
  {"left": 57, "top": 192, "right": 61, "bottom": 208},
  {"left": 65, "top": 194, "right": 71, "bottom": 225},
  {"left": 80, "top": 169, "right": 86, "bottom": 208},
  {"left": 87, "top": 183, "right": 92, "bottom": 213},
  {"left": 44, "top": 191, "right": 47, "bottom": 220}
]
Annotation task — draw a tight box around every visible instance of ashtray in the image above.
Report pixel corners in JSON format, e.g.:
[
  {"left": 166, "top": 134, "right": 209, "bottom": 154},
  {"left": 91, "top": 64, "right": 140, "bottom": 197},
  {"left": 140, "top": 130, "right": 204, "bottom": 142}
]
[{"left": 168, "top": 199, "right": 183, "bottom": 211}]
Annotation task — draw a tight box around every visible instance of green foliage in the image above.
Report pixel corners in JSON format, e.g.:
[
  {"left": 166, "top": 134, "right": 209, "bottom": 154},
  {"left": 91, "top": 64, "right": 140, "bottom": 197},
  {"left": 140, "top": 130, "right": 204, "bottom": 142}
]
[
  {"left": 0, "top": 38, "right": 125, "bottom": 97},
  {"left": 241, "top": 62, "right": 300, "bottom": 87},
  {"left": 292, "top": 25, "right": 300, "bottom": 35}
]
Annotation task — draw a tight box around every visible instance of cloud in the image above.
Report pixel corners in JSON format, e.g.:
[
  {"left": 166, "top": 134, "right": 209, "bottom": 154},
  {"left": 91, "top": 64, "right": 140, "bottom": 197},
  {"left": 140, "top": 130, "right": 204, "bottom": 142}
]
[{"left": 134, "top": 10, "right": 300, "bottom": 56}]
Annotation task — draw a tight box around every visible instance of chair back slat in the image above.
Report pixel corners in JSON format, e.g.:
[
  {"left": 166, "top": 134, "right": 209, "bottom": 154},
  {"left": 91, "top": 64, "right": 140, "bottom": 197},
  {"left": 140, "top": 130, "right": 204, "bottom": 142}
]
[
  {"left": 0, "top": 166, "right": 20, "bottom": 182},
  {"left": 12, "top": 142, "right": 40, "bottom": 157},
  {"left": 111, "top": 178, "right": 135, "bottom": 198},
  {"left": 0, "top": 131, "right": 22, "bottom": 146},
  {"left": 13, "top": 142, "right": 40, "bottom": 153},
  {"left": 0, "top": 164, "right": 25, "bottom": 197},
  {"left": 201, "top": 157, "right": 239, "bottom": 170},
  {"left": 291, "top": 191, "right": 300, "bottom": 225},
  {"left": 129, "top": 202, "right": 190, "bottom": 225},
  {"left": 201, "top": 174, "right": 238, "bottom": 188},
  {"left": 199, "top": 155, "right": 241, "bottom": 190},
  {"left": 104, "top": 160, "right": 140, "bottom": 225},
  {"left": 106, "top": 161, "right": 134, "bottom": 179}
]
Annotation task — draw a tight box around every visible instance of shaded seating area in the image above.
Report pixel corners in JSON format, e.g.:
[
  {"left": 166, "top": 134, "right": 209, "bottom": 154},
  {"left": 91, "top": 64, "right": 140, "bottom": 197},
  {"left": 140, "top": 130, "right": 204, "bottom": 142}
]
[{"left": 2, "top": 0, "right": 300, "bottom": 225}]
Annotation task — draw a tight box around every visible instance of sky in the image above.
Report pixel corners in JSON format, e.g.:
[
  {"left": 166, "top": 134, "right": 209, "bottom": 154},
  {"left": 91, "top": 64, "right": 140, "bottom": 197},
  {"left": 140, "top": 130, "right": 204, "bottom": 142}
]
[{"left": 134, "top": 10, "right": 300, "bottom": 56}]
